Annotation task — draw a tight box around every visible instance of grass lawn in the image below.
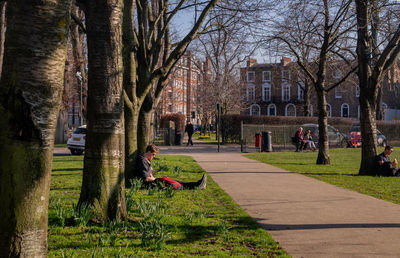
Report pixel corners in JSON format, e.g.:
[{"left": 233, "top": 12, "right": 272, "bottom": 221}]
[
  {"left": 48, "top": 155, "right": 288, "bottom": 257},
  {"left": 245, "top": 148, "right": 400, "bottom": 205},
  {"left": 193, "top": 131, "right": 218, "bottom": 144}
]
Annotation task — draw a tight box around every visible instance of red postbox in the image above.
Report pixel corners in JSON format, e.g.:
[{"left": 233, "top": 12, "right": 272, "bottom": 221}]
[{"left": 255, "top": 133, "right": 261, "bottom": 148}]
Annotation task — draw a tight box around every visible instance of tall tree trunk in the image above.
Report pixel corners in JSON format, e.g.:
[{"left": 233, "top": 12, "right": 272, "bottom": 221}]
[
  {"left": 78, "top": 0, "right": 127, "bottom": 221},
  {"left": 122, "top": 0, "right": 139, "bottom": 187},
  {"left": 359, "top": 86, "right": 378, "bottom": 175},
  {"left": 0, "top": 2, "right": 6, "bottom": 80},
  {"left": 316, "top": 90, "right": 330, "bottom": 164},
  {"left": 0, "top": 1, "right": 70, "bottom": 256},
  {"left": 70, "top": 1, "right": 87, "bottom": 123}
]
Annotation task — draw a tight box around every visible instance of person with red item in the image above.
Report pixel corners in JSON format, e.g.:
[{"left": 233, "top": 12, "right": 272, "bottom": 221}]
[
  {"left": 294, "top": 127, "right": 307, "bottom": 152},
  {"left": 137, "top": 144, "right": 207, "bottom": 190}
]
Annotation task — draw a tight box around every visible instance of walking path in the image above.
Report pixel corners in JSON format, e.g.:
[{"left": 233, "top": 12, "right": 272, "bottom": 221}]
[{"left": 159, "top": 142, "right": 400, "bottom": 258}]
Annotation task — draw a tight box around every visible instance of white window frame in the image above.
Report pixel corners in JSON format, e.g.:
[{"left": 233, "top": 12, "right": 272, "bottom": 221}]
[
  {"left": 246, "top": 84, "right": 256, "bottom": 101},
  {"left": 250, "top": 104, "right": 261, "bottom": 116},
  {"left": 297, "top": 81, "right": 304, "bottom": 100},
  {"left": 262, "top": 71, "right": 271, "bottom": 82},
  {"left": 341, "top": 103, "right": 349, "bottom": 117},
  {"left": 285, "top": 103, "right": 296, "bottom": 116},
  {"left": 335, "top": 70, "right": 342, "bottom": 79},
  {"left": 282, "top": 70, "right": 290, "bottom": 83},
  {"left": 326, "top": 103, "right": 332, "bottom": 117},
  {"left": 247, "top": 71, "right": 255, "bottom": 82},
  {"left": 335, "top": 87, "right": 342, "bottom": 98},
  {"left": 267, "top": 104, "right": 277, "bottom": 116},
  {"left": 262, "top": 83, "right": 271, "bottom": 102},
  {"left": 282, "top": 83, "right": 291, "bottom": 101}
]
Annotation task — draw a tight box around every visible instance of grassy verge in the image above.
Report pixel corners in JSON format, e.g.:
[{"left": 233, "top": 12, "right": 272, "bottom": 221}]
[
  {"left": 54, "top": 144, "right": 67, "bottom": 148},
  {"left": 193, "top": 131, "right": 218, "bottom": 143},
  {"left": 49, "top": 155, "right": 288, "bottom": 257},
  {"left": 245, "top": 148, "right": 400, "bottom": 205}
]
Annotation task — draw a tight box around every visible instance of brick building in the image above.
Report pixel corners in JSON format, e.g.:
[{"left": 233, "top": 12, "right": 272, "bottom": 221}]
[
  {"left": 240, "top": 57, "right": 400, "bottom": 120},
  {"left": 157, "top": 51, "right": 210, "bottom": 124}
]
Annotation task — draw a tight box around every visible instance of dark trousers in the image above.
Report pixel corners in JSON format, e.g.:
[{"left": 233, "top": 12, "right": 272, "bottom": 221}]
[
  {"left": 295, "top": 140, "right": 306, "bottom": 152},
  {"left": 187, "top": 133, "right": 193, "bottom": 146}
]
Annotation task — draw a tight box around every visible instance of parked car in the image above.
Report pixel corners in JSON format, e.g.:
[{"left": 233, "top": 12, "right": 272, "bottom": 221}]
[
  {"left": 67, "top": 125, "right": 86, "bottom": 155},
  {"left": 345, "top": 126, "right": 387, "bottom": 147},
  {"left": 294, "top": 123, "right": 348, "bottom": 148}
]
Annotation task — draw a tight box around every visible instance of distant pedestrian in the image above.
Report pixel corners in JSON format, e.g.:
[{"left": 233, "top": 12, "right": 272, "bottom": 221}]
[
  {"left": 185, "top": 121, "right": 194, "bottom": 146},
  {"left": 294, "top": 127, "right": 306, "bottom": 152}
]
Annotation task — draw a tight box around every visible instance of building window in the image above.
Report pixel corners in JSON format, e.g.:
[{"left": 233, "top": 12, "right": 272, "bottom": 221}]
[
  {"left": 262, "top": 83, "right": 271, "bottom": 102},
  {"left": 267, "top": 104, "right": 276, "bottom": 116},
  {"left": 355, "top": 86, "right": 360, "bottom": 97},
  {"left": 168, "top": 104, "right": 172, "bottom": 112},
  {"left": 308, "top": 104, "right": 313, "bottom": 117},
  {"left": 282, "top": 70, "right": 290, "bottom": 83},
  {"left": 168, "top": 91, "right": 172, "bottom": 100},
  {"left": 246, "top": 84, "right": 255, "bottom": 101},
  {"left": 250, "top": 104, "right": 261, "bottom": 116},
  {"left": 382, "top": 102, "right": 388, "bottom": 119},
  {"left": 341, "top": 103, "right": 349, "bottom": 117},
  {"left": 335, "top": 86, "right": 342, "bottom": 98},
  {"left": 335, "top": 70, "right": 342, "bottom": 79},
  {"left": 357, "top": 105, "right": 360, "bottom": 119},
  {"left": 285, "top": 104, "right": 296, "bottom": 116},
  {"left": 282, "top": 84, "right": 290, "bottom": 101},
  {"left": 327, "top": 103, "right": 332, "bottom": 117},
  {"left": 298, "top": 80, "right": 304, "bottom": 100},
  {"left": 177, "top": 69, "right": 182, "bottom": 77},
  {"left": 247, "top": 71, "right": 255, "bottom": 82},
  {"left": 262, "top": 71, "right": 271, "bottom": 82}
]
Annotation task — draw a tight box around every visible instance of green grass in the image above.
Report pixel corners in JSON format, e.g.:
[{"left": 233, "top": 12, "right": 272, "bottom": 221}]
[
  {"left": 48, "top": 155, "right": 288, "bottom": 257},
  {"left": 193, "top": 131, "right": 218, "bottom": 143},
  {"left": 54, "top": 144, "right": 67, "bottom": 148},
  {"left": 245, "top": 148, "right": 400, "bottom": 205}
]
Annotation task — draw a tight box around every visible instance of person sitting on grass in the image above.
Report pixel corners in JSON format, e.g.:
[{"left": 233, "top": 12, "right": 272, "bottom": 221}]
[
  {"left": 137, "top": 144, "right": 207, "bottom": 190},
  {"left": 376, "top": 145, "right": 400, "bottom": 177}
]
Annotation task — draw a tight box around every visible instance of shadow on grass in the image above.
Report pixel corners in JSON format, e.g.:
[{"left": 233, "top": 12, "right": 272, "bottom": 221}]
[
  {"left": 52, "top": 168, "right": 82, "bottom": 173},
  {"left": 300, "top": 172, "right": 358, "bottom": 176}
]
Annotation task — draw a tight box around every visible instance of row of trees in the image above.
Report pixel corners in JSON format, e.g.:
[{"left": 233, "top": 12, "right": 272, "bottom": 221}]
[
  {"left": 261, "top": 0, "right": 400, "bottom": 172},
  {"left": 0, "top": 0, "right": 221, "bottom": 256}
]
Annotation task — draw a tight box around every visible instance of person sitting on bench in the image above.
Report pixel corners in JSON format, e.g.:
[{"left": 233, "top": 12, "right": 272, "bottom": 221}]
[
  {"left": 376, "top": 145, "right": 400, "bottom": 177},
  {"left": 137, "top": 144, "right": 207, "bottom": 190}
]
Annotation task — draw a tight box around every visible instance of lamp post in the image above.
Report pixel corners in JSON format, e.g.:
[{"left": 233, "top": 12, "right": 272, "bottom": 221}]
[
  {"left": 76, "top": 71, "right": 83, "bottom": 125},
  {"left": 216, "top": 102, "right": 221, "bottom": 152}
]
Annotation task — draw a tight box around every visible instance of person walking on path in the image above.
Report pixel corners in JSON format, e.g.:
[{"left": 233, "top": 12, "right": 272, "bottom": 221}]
[
  {"left": 185, "top": 121, "right": 194, "bottom": 146},
  {"left": 137, "top": 144, "right": 207, "bottom": 190}
]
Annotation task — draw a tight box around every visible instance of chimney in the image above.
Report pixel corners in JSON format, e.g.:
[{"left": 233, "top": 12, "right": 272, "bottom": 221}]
[
  {"left": 281, "top": 57, "right": 291, "bottom": 66},
  {"left": 247, "top": 58, "right": 257, "bottom": 67}
]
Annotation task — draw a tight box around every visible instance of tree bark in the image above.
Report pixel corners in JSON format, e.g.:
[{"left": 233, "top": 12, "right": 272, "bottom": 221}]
[
  {"left": 316, "top": 90, "right": 330, "bottom": 164},
  {"left": 0, "top": 1, "right": 70, "bottom": 256},
  {"left": 0, "top": 2, "right": 6, "bottom": 80},
  {"left": 78, "top": 0, "right": 127, "bottom": 221}
]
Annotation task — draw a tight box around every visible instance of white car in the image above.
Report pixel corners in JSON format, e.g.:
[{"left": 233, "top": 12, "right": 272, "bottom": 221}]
[{"left": 67, "top": 125, "right": 86, "bottom": 155}]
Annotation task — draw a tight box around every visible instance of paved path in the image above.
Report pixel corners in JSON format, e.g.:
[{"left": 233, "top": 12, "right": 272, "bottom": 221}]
[{"left": 159, "top": 143, "right": 400, "bottom": 258}]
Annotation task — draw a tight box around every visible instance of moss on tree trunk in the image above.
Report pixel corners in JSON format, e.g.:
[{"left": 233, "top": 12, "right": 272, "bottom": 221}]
[{"left": 0, "top": 1, "right": 70, "bottom": 256}]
